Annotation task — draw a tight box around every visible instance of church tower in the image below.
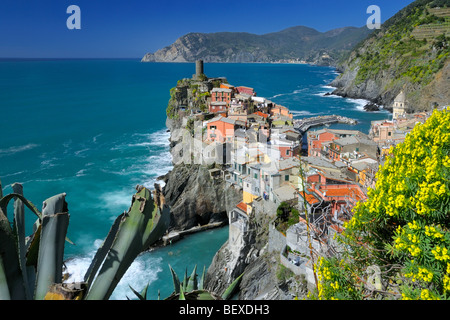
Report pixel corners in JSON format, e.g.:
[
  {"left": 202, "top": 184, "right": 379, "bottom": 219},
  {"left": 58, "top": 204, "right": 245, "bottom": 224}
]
[{"left": 392, "top": 90, "right": 406, "bottom": 121}]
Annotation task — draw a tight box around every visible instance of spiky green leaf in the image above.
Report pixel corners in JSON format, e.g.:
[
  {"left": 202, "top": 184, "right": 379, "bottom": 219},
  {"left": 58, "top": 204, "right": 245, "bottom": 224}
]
[
  {"left": 85, "top": 186, "right": 169, "bottom": 300},
  {"left": 221, "top": 273, "right": 243, "bottom": 300},
  {"left": 186, "top": 265, "right": 198, "bottom": 292},
  {"left": 169, "top": 264, "right": 181, "bottom": 294},
  {"left": 34, "top": 194, "right": 69, "bottom": 300}
]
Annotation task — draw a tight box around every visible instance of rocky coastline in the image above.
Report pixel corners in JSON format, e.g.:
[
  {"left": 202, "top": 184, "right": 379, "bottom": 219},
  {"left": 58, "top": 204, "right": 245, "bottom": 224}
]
[{"left": 156, "top": 73, "right": 313, "bottom": 300}]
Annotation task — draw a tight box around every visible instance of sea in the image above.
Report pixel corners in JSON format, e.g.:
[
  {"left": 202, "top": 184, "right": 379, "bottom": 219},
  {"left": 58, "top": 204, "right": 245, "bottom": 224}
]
[{"left": 0, "top": 59, "right": 389, "bottom": 299}]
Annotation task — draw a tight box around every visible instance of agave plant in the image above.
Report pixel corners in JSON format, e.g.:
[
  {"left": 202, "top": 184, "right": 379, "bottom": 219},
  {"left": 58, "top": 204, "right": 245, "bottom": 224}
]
[
  {"left": 0, "top": 179, "right": 170, "bottom": 300},
  {"left": 129, "top": 265, "right": 243, "bottom": 300}
]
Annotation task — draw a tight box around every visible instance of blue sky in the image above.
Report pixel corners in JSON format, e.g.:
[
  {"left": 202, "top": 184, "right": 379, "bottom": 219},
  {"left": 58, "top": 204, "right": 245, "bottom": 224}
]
[{"left": 0, "top": 0, "right": 416, "bottom": 58}]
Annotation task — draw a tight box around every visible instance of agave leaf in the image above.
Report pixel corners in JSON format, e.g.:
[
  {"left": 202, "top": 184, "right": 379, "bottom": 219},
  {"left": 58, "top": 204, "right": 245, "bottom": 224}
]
[
  {"left": 85, "top": 186, "right": 169, "bottom": 300},
  {"left": 0, "top": 196, "right": 28, "bottom": 299},
  {"left": 182, "top": 267, "right": 188, "bottom": 293},
  {"left": 199, "top": 266, "right": 206, "bottom": 290},
  {"left": 128, "top": 284, "right": 146, "bottom": 300},
  {"left": 34, "top": 194, "right": 69, "bottom": 300},
  {"left": 179, "top": 285, "right": 186, "bottom": 300},
  {"left": 185, "top": 290, "right": 218, "bottom": 300},
  {"left": 83, "top": 212, "right": 124, "bottom": 290},
  {"left": 0, "top": 193, "right": 41, "bottom": 221},
  {"left": 221, "top": 273, "right": 244, "bottom": 300},
  {"left": 186, "top": 265, "right": 197, "bottom": 292},
  {"left": 165, "top": 289, "right": 219, "bottom": 300},
  {"left": 140, "top": 281, "right": 150, "bottom": 300},
  {"left": 169, "top": 264, "right": 181, "bottom": 294},
  {"left": 25, "top": 223, "right": 41, "bottom": 267},
  {"left": 11, "top": 183, "right": 34, "bottom": 299},
  {"left": 0, "top": 255, "right": 11, "bottom": 300}
]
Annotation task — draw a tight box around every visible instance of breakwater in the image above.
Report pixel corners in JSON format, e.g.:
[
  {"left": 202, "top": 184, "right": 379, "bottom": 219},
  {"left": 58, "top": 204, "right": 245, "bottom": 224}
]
[{"left": 293, "top": 114, "right": 357, "bottom": 133}]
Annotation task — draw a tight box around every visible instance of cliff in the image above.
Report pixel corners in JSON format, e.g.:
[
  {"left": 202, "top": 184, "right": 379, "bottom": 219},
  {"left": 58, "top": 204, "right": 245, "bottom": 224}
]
[
  {"left": 330, "top": 0, "right": 450, "bottom": 112},
  {"left": 160, "top": 77, "right": 241, "bottom": 233},
  {"left": 142, "top": 26, "right": 372, "bottom": 66},
  {"left": 160, "top": 164, "right": 241, "bottom": 231},
  {"left": 204, "top": 198, "right": 308, "bottom": 300}
]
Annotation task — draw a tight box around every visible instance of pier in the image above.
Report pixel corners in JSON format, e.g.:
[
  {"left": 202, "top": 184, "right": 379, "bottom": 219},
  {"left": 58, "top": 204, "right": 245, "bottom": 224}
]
[{"left": 294, "top": 114, "right": 357, "bottom": 133}]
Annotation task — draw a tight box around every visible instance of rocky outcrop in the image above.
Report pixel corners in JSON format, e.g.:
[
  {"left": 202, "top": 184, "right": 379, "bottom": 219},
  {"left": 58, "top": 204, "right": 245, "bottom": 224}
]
[
  {"left": 160, "top": 76, "right": 242, "bottom": 233},
  {"left": 160, "top": 164, "right": 242, "bottom": 231},
  {"left": 330, "top": 2, "right": 450, "bottom": 112},
  {"left": 204, "top": 198, "right": 308, "bottom": 300}
]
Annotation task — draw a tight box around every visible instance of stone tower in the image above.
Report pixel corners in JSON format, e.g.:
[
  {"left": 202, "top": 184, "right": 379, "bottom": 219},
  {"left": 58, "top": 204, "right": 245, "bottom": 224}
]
[
  {"left": 195, "top": 59, "right": 204, "bottom": 79},
  {"left": 392, "top": 90, "right": 406, "bottom": 121}
]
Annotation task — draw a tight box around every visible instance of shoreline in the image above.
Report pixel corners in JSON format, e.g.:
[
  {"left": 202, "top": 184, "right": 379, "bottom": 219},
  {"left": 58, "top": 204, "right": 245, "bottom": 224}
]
[
  {"left": 153, "top": 67, "right": 390, "bottom": 247},
  {"left": 147, "top": 221, "right": 228, "bottom": 250}
]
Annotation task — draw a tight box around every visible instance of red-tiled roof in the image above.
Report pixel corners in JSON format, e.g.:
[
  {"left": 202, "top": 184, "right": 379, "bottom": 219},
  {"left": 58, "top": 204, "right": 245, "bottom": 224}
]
[
  {"left": 253, "top": 111, "right": 269, "bottom": 118},
  {"left": 322, "top": 186, "right": 366, "bottom": 201},
  {"left": 300, "top": 189, "right": 320, "bottom": 205},
  {"left": 237, "top": 201, "right": 248, "bottom": 213}
]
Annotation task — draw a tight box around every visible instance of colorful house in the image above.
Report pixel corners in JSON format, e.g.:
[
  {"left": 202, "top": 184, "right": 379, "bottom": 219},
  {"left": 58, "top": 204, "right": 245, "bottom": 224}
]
[
  {"left": 327, "top": 135, "right": 378, "bottom": 163},
  {"left": 209, "top": 101, "right": 228, "bottom": 114},
  {"left": 211, "top": 88, "right": 232, "bottom": 107},
  {"left": 235, "top": 86, "right": 255, "bottom": 96},
  {"left": 270, "top": 105, "right": 293, "bottom": 119},
  {"left": 205, "top": 116, "right": 246, "bottom": 143},
  {"left": 306, "top": 170, "right": 367, "bottom": 219},
  {"left": 307, "top": 128, "right": 363, "bottom": 157}
]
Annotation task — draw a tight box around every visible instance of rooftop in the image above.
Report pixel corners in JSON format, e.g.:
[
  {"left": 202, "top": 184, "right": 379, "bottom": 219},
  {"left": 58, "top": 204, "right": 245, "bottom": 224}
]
[
  {"left": 236, "top": 201, "right": 248, "bottom": 214},
  {"left": 211, "top": 88, "right": 232, "bottom": 93},
  {"left": 273, "top": 184, "right": 298, "bottom": 202}
]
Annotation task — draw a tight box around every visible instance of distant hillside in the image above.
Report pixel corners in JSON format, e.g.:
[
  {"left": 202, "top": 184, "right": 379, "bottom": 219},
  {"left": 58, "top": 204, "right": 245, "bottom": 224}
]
[
  {"left": 141, "top": 25, "right": 372, "bottom": 66},
  {"left": 331, "top": 0, "right": 450, "bottom": 112}
]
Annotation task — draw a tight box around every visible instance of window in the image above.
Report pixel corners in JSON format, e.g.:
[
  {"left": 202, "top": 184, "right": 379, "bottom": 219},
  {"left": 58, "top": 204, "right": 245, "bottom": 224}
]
[
  {"left": 210, "top": 126, "right": 216, "bottom": 130},
  {"left": 285, "top": 175, "right": 289, "bottom": 181},
  {"left": 286, "top": 149, "right": 290, "bottom": 155},
  {"left": 254, "top": 173, "right": 257, "bottom": 179}
]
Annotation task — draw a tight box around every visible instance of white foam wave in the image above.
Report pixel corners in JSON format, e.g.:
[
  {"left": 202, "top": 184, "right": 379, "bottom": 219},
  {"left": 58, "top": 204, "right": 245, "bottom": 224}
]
[
  {"left": 0, "top": 143, "right": 39, "bottom": 157},
  {"left": 76, "top": 169, "right": 87, "bottom": 177},
  {"left": 290, "top": 110, "right": 319, "bottom": 117},
  {"left": 347, "top": 98, "right": 371, "bottom": 111},
  {"left": 92, "top": 134, "right": 102, "bottom": 143},
  {"left": 74, "top": 148, "right": 90, "bottom": 157},
  {"left": 270, "top": 88, "right": 306, "bottom": 99},
  {"left": 40, "top": 157, "right": 60, "bottom": 169},
  {"left": 112, "top": 129, "right": 170, "bottom": 151},
  {"left": 1, "top": 170, "right": 26, "bottom": 178},
  {"left": 64, "top": 240, "right": 163, "bottom": 300},
  {"left": 102, "top": 190, "right": 133, "bottom": 211},
  {"left": 313, "top": 85, "right": 338, "bottom": 97}
]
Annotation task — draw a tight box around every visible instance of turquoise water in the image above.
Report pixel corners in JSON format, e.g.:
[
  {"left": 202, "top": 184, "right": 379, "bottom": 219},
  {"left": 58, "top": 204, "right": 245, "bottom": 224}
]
[{"left": 0, "top": 60, "right": 388, "bottom": 299}]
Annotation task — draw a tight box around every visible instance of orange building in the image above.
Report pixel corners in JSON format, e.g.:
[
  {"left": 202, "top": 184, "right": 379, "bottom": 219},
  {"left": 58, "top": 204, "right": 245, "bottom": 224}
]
[
  {"left": 211, "top": 88, "right": 232, "bottom": 107},
  {"left": 209, "top": 101, "right": 228, "bottom": 114},
  {"left": 270, "top": 105, "right": 293, "bottom": 119},
  {"left": 206, "top": 116, "right": 238, "bottom": 143}
]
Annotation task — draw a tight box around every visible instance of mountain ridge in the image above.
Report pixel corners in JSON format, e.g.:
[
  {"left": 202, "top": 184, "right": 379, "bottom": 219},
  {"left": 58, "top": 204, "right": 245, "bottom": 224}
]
[{"left": 141, "top": 25, "right": 372, "bottom": 66}]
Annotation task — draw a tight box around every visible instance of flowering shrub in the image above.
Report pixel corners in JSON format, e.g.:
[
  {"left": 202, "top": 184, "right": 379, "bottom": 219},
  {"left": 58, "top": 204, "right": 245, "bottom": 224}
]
[{"left": 312, "top": 107, "right": 450, "bottom": 300}]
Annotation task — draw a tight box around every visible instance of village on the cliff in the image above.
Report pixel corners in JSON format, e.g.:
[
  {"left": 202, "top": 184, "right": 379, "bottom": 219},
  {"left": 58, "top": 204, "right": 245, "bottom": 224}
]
[{"left": 167, "top": 60, "right": 440, "bottom": 290}]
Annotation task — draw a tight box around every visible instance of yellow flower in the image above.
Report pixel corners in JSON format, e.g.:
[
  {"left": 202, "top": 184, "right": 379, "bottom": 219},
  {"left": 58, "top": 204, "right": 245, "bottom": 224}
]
[
  {"left": 432, "top": 246, "right": 450, "bottom": 261},
  {"left": 418, "top": 267, "right": 433, "bottom": 282}
]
